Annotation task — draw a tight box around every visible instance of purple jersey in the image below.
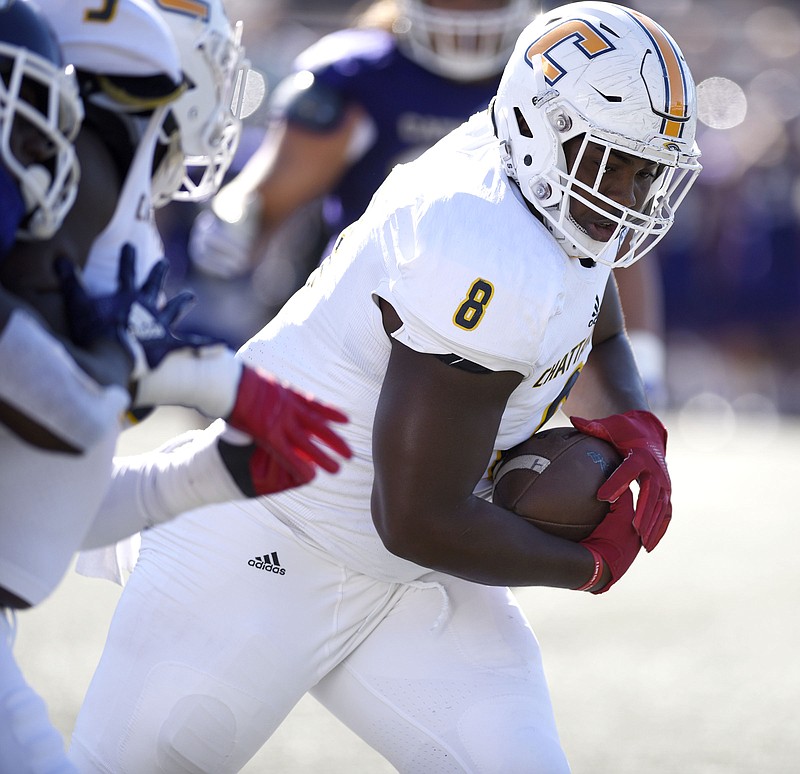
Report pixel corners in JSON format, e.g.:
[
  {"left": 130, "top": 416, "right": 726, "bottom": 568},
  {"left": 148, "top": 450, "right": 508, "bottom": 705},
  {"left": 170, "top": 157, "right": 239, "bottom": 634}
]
[{"left": 292, "top": 28, "right": 501, "bottom": 239}]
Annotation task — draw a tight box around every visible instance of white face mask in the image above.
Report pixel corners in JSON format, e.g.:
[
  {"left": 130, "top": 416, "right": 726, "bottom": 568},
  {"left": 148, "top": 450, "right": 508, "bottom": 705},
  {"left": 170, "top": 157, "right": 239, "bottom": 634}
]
[
  {"left": 397, "top": 0, "right": 533, "bottom": 82},
  {"left": 150, "top": 5, "right": 252, "bottom": 207},
  {"left": 1, "top": 42, "right": 82, "bottom": 240}
]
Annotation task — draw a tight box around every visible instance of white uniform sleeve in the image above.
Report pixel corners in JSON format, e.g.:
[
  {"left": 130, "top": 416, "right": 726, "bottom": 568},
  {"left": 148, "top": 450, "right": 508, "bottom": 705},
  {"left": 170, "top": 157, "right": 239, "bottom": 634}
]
[
  {"left": 81, "top": 419, "right": 245, "bottom": 550},
  {"left": 373, "top": 192, "right": 565, "bottom": 377}
]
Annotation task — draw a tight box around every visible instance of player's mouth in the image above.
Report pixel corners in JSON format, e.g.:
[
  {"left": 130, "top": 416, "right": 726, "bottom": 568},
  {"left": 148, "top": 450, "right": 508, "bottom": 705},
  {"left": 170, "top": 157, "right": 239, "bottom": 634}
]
[{"left": 584, "top": 218, "right": 617, "bottom": 242}]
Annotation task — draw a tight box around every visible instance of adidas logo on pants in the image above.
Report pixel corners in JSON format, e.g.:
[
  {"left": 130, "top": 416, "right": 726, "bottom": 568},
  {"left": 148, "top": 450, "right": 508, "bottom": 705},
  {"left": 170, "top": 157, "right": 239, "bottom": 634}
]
[{"left": 248, "top": 552, "right": 286, "bottom": 575}]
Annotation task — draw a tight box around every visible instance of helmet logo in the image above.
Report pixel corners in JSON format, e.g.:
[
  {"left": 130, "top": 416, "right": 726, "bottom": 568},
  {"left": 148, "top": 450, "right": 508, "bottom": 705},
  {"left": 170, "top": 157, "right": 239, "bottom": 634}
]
[{"left": 524, "top": 19, "right": 616, "bottom": 86}]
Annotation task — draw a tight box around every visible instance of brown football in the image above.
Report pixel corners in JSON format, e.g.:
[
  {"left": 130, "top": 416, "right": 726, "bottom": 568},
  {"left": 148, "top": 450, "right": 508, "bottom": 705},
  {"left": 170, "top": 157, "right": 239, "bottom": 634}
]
[{"left": 492, "top": 426, "right": 622, "bottom": 541}]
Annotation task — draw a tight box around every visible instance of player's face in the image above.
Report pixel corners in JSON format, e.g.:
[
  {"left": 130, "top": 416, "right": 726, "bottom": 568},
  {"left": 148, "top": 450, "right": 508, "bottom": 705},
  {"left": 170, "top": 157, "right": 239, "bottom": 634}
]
[{"left": 563, "top": 136, "right": 661, "bottom": 243}]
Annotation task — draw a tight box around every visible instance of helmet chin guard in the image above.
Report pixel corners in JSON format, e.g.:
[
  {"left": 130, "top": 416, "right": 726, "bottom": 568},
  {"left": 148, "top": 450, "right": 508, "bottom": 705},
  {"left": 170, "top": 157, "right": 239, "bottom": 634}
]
[{"left": 493, "top": 2, "right": 702, "bottom": 267}]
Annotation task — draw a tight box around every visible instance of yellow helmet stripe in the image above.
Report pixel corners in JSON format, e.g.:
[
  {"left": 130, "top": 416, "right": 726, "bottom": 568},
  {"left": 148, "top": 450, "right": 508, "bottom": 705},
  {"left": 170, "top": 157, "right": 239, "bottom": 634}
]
[
  {"left": 153, "top": 0, "right": 210, "bottom": 21},
  {"left": 627, "top": 9, "right": 689, "bottom": 138}
]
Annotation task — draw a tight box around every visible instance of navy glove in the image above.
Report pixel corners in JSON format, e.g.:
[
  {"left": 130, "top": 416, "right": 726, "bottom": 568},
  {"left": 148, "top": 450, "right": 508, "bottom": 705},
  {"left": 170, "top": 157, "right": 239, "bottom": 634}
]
[{"left": 55, "top": 243, "right": 140, "bottom": 355}]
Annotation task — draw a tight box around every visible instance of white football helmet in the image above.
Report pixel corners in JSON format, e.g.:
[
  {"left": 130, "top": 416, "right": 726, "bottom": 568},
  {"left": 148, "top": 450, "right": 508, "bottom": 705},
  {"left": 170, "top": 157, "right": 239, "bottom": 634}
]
[
  {"left": 149, "top": 0, "right": 249, "bottom": 206},
  {"left": 0, "top": 0, "right": 83, "bottom": 240},
  {"left": 492, "top": 2, "right": 702, "bottom": 267},
  {"left": 396, "top": 0, "right": 533, "bottom": 82}
]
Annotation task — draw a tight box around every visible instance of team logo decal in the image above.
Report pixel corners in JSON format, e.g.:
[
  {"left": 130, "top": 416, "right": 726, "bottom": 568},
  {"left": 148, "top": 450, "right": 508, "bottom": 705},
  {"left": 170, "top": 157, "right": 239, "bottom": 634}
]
[{"left": 524, "top": 19, "right": 616, "bottom": 86}]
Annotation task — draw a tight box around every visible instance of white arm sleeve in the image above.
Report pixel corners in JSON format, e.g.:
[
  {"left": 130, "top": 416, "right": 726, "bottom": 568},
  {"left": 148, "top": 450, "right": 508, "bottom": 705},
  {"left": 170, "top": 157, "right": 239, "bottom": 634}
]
[
  {"left": 81, "top": 419, "right": 245, "bottom": 549},
  {"left": 0, "top": 310, "right": 129, "bottom": 450}
]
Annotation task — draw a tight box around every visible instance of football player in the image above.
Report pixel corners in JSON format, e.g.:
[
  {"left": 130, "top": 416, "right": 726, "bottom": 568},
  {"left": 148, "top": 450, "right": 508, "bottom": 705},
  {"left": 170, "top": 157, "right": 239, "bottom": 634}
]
[
  {"left": 0, "top": 0, "right": 350, "bottom": 600},
  {"left": 0, "top": 3, "right": 146, "bottom": 771},
  {"left": 70, "top": 3, "right": 701, "bottom": 772}
]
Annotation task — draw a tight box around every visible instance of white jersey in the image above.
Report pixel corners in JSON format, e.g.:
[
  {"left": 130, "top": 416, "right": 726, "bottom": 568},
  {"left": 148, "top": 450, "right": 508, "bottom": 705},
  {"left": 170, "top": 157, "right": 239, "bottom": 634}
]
[
  {"left": 81, "top": 107, "right": 168, "bottom": 295},
  {"left": 238, "top": 110, "right": 613, "bottom": 583}
]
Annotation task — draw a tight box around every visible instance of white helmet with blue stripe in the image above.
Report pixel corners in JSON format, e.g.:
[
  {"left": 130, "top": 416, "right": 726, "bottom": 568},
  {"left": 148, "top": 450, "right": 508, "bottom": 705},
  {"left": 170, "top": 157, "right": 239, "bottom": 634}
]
[{"left": 492, "top": 1, "right": 702, "bottom": 266}]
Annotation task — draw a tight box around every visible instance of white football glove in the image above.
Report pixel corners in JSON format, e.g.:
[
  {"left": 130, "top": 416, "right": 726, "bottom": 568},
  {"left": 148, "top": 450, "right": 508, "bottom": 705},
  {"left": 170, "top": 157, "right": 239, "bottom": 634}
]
[{"left": 188, "top": 195, "right": 259, "bottom": 279}]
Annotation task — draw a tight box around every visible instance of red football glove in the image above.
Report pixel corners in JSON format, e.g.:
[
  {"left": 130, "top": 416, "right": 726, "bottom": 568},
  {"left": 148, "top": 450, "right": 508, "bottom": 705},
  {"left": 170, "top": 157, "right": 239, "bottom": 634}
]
[
  {"left": 217, "top": 434, "right": 316, "bottom": 496},
  {"left": 570, "top": 410, "right": 671, "bottom": 551},
  {"left": 578, "top": 489, "right": 641, "bottom": 593},
  {"left": 227, "top": 366, "right": 352, "bottom": 485}
]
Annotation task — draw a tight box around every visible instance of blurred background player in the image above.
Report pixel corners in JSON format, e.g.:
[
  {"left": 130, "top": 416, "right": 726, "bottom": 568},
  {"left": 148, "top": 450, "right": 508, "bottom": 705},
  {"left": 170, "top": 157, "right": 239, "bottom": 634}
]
[
  {"left": 69, "top": 3, "right": 699, "bottom": 772},
  {"left": 0, "top": 3, "right": 144, "bottom": 771},
  {"left": 73, "top": 0, "right": 351, "bottom": 583},
  {"left": 4, "top": 0, "right": 349, "bottom": 452}
]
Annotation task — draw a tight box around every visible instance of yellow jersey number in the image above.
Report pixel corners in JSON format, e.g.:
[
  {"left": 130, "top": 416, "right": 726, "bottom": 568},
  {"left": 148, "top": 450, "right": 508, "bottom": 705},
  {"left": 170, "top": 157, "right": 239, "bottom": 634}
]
[{"left": 453, "top": 278, "right": 494, "bottom": 331}]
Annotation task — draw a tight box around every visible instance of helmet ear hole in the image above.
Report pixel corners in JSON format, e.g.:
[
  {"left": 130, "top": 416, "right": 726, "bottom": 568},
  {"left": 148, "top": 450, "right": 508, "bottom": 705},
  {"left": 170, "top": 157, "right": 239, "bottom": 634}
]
[{"left": 514, "top": 107, "right": 533, "bottom": 138}]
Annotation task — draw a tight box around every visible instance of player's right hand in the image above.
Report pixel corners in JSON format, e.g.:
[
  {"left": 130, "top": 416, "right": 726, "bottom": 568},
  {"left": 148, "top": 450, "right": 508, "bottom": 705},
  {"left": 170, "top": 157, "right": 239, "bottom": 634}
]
[
  {"left": 188, "top": 206, "right": 255, "bottom": 279},
  {"left": 578, "top": 488, "right": 641, "bottom": 594},
  {"left": 55, "top": 243, "right": 142, "bottom": 363}
]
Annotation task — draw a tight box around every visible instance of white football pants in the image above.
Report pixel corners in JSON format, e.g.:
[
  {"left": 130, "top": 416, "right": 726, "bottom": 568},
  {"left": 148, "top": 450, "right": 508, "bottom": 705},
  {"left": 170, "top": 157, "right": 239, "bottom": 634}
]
[{"left": 69, "top": 502, "right": 569, "bottom": 773}]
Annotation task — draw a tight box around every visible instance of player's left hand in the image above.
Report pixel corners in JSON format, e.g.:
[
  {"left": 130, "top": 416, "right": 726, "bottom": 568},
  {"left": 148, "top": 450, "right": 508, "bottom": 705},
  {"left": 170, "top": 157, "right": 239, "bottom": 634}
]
[
  {"left": 56, "top": 244, "right": 213, "bottom": 376},
  {"left": 570, "top": 410, "right": 671, "bottom": 552}
]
